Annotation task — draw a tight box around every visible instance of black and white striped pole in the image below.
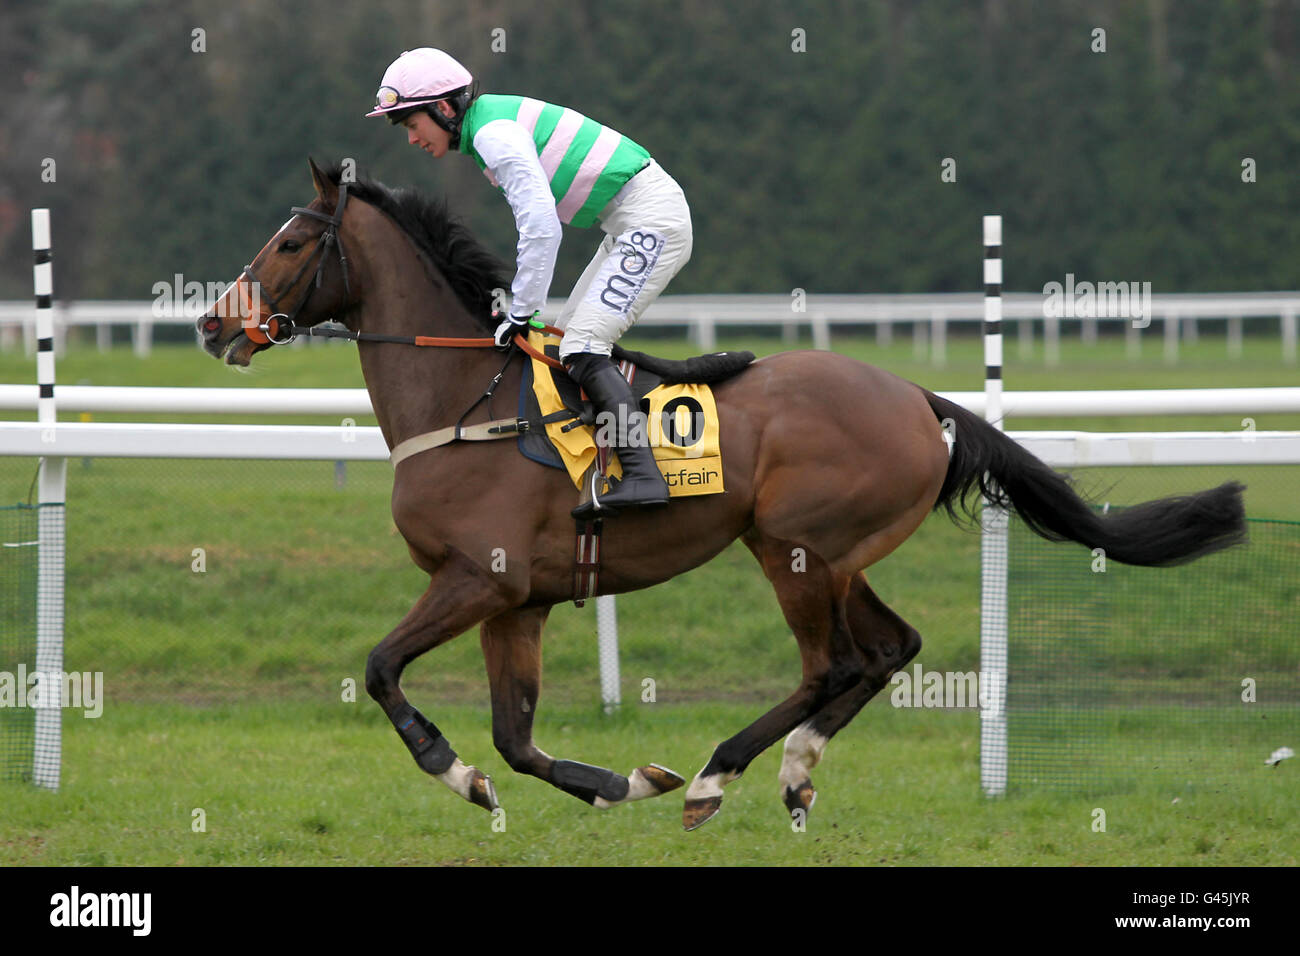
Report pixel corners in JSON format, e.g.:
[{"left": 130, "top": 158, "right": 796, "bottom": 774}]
[
  {"left": 980, "top": 215, "right": 1008, "bottom": 796},
  {"left": 983, "top": 216, "right": 1003, "bottom": 432},
  {"left": 33, "top": 208, "right": 65, "bottom": 791}
]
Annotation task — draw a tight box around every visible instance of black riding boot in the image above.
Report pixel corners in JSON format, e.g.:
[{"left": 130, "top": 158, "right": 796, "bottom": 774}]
[{"left": 565, "top": 352, "right": 670, "bottom": 519}]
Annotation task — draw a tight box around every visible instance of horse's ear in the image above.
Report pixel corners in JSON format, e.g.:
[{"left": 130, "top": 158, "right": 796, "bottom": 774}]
[{"left": 308, "top": 157, "right": 339, "bottom": 208}]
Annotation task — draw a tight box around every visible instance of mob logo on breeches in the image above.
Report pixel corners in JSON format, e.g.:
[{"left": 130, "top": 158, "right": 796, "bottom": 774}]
[{"left": 586, "top": 230, "right": 665, "bottom": 317}]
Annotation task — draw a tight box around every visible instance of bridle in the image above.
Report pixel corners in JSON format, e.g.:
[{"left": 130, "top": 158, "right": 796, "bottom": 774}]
[{"left": 240, "top": 185, "right": 353, "bottom": 346}]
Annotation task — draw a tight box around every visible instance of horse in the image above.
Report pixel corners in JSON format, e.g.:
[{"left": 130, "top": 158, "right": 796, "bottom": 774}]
[{"left": 198, "top": 159, "right": 1247, "bottom": 830}]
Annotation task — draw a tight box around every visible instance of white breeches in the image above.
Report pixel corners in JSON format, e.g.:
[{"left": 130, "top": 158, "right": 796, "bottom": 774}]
[{"left": 555, "top": 160, "right": 693, "bottom": 361}]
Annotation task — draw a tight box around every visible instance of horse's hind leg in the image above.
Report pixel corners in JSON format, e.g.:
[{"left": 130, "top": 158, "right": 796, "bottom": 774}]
[
  {"left": 365, "top": 550, "right": 511, "bottom": 812},
  {"left": 481, "top": 607, "right": 686, "bottom": 808},
  {"left": 778, "top": 572, "right": 922, "bottom": 818},
  {"left": 682, "top": 534, "right": 865, "bottom": 830}
]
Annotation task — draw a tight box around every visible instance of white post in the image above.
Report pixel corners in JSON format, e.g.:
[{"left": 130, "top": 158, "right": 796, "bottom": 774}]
[
  {"left": 931, "top": 312, "right": 947, "bottom": 367},
  {"left": 32, "top": 208, "right": 65, "bottom": 791},
  {"left": 1227, "top": 315, "right": 1243, "bottom": 358},
  {"left": 980, "top": 215, "right": 1008, "bottom": 797},
  {"left": 913, "top": 317, "right": 929, "bottom": 360},
  {"left": 1043, "top": 312, "right": 1060, "bottom": 367},
  {"left": 811, "top": 313, "right": 830, "bottom": 351},
  {"left": 1126, "top": 314, "right": 1141, "bottom": 359},
  {"left": 695, "top": 313, "right": 716, "bottom": 352},
  {"left": 133, "top": 318, "right": 152, "bottom": 359},
  {"left": 1081, "top": 316, "right": 1097, "bottom": 346}
]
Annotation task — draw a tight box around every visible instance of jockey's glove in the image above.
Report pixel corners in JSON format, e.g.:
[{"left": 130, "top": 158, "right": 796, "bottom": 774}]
[{"left": 493, "top": 311, "right": 542, "bottom": 350}]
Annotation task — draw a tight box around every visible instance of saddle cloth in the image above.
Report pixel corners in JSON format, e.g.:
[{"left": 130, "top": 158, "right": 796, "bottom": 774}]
[{"left": 517, "top": 332, "right": 725, "bottom": 498}]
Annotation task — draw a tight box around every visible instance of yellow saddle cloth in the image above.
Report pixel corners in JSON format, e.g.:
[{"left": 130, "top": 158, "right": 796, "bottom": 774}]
[{"left": 527, "top": 332, "right": 725, "bottom": 498}]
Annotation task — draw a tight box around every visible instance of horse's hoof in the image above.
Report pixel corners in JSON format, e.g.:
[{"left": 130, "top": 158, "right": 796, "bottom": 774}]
[
  {"left": 637, "top": 764, "right": 686, "bottom": 795},
  {"left": 682, "top": 795, "right": 723, "bottom": 831},
  {"left": 468, "top": 769, "right": 499, "bottom": 812},
  {"left": 594, "top": 764, "right": 686, "bottom": 809},
  {"left": 783, "top": 779, "right": 816, "bottom": 817}
]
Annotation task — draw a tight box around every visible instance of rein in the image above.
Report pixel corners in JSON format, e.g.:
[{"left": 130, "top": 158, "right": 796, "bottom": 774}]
[{"left": 255, "top": 312, "right": 565, "bottom": 369}]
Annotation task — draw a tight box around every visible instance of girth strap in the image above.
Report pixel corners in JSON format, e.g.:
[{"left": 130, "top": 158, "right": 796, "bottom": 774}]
[{"left": 389, "top": 409, "right": 577, "bottom": 468}]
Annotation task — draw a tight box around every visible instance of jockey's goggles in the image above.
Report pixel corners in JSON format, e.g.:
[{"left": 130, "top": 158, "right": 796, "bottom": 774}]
[{"left": 373, "top": 86, "right": 443, "bottom": 112}]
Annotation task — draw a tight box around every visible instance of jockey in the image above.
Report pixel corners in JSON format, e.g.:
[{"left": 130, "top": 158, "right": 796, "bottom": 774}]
[{"left": 367, "top": 48, "right": 693, "bottom": 519}]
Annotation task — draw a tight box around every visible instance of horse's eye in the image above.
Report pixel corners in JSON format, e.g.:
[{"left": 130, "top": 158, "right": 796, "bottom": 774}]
[{"left": 279, "top": 239, "right": 301, "bottom": 253}]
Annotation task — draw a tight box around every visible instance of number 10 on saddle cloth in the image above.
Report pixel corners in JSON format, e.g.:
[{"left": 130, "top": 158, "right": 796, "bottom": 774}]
[{"left": 525, "top": 332, "right": 725, "bottom": 497}]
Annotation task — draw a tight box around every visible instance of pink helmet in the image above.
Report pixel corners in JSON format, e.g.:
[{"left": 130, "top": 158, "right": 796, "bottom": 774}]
[{"left": 365, "top": 48, "right": 474, "bottom": 121}]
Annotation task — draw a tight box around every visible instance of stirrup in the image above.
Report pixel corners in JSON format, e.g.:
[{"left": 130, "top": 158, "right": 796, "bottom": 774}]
[{"left": 572, "top": 472, "right": 668, "bottom": 519}]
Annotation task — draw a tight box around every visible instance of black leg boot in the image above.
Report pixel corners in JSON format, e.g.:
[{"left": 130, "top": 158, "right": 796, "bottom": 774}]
[{"left": 565, "top": 352, "right": 670, "bottom": 519}]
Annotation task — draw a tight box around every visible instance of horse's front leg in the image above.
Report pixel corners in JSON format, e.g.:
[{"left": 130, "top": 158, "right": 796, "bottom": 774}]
[
  {"left": 481, "top": 606, "right": 685, "bottom": 809},
  {"left": 365, "top": 547, "right": 511, "bottom": 812}
]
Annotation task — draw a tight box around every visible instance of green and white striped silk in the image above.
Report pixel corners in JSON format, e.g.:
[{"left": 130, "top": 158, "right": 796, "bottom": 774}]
[{"left": 460, "top": 94, "right": 651, "bottom": 228}]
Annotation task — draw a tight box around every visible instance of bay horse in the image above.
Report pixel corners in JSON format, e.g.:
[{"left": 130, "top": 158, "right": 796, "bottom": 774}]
[{"left": 198, "top": 159, "right": 1246, "bottom": 829}]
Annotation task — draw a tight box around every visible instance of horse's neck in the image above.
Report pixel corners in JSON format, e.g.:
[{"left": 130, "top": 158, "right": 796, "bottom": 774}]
[{"left": 350, "top": 210, "right": 502, "bottom": 451}]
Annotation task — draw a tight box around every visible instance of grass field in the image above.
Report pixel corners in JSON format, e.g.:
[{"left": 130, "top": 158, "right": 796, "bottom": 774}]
[
  {"left": 2, "top": 701, "right": 1296, "bottom": 866},
  {"left": 0, "top": 329, "right": 1297, "bottom": 866}
]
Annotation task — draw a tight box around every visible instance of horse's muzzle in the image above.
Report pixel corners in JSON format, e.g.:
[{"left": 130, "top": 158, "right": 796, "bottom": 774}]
[
  {"left": 197, "top": 312, "right": 267, "bottom": 366},
  {"left": 198, "top": 313, "right": 224, "bottom": 354}
]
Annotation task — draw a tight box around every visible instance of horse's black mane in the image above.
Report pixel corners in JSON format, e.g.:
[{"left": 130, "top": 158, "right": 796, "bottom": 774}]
[{"left": 322, "top": 163, "right": 508, "bottom": 328}]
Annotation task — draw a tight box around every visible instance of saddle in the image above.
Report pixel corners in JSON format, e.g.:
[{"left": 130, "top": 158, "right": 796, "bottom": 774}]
[{"left": 517, "top": 333, "right": 753, "bottom": 492}]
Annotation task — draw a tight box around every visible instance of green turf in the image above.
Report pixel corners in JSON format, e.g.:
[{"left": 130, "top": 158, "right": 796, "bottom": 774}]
[{"left": 1, "top": 700, "right": 1294, "bottom": 866}]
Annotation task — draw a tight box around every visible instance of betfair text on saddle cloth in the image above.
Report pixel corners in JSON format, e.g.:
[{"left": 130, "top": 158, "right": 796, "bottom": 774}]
[{"left": 367, "top": 47, "right": 692, "bottom": 518}]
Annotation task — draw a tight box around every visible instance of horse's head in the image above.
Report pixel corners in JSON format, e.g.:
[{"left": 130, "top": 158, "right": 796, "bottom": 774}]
[{"left": 199, "top": 158, "right": 354, "bottom": 366}]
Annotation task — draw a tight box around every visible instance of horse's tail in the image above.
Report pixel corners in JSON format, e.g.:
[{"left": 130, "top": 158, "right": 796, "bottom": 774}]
[{"left": 921, "top": 389, "right": 1247, "bottom": 567}]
